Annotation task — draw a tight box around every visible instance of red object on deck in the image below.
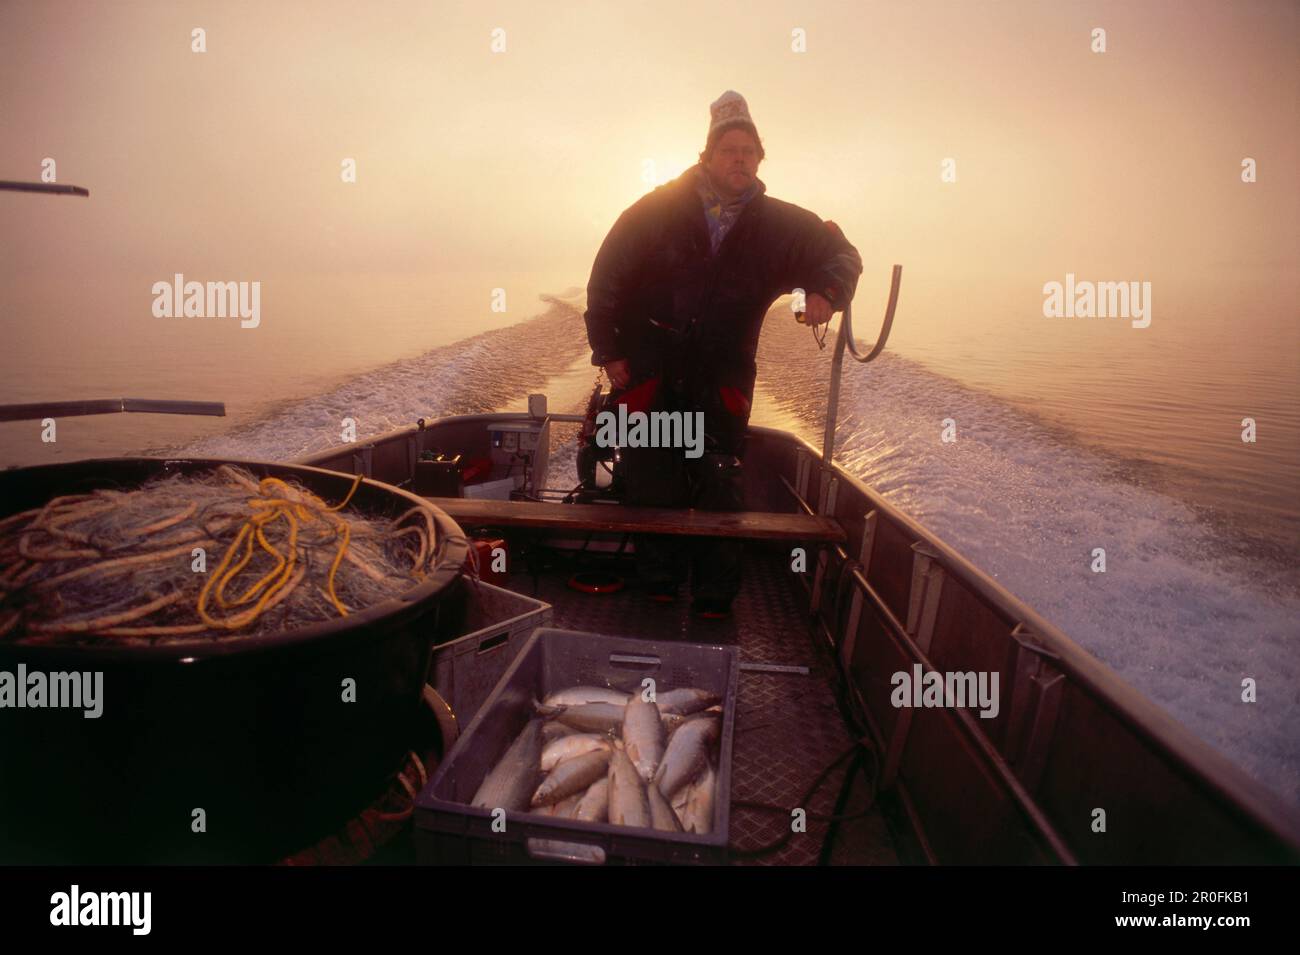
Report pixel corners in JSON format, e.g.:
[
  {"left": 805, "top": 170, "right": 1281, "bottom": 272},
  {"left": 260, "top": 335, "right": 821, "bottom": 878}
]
[
  {"left": 614, "top": 376, "right": 661, "bottom": 416},
  {"left": 459, "top": 456, "right": 494, "bottom": 485},
  {"left": 468, "top": 537, "right": 508, "bottom": 586}
]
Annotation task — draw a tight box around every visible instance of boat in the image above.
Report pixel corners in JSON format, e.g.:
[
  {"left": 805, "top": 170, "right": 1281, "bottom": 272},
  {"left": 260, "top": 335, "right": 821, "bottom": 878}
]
[
  {"left": 283, "top": 274, "right": 1300, "bottom": 866},
  {"left": 4, "top": 179, "right": 1297, "bottom": 865}
]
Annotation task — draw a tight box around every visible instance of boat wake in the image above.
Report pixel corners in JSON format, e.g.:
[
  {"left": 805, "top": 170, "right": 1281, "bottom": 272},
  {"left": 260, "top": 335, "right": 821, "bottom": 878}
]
[{"left": 167, "top": 294, "right": 592, "bottom": 462}]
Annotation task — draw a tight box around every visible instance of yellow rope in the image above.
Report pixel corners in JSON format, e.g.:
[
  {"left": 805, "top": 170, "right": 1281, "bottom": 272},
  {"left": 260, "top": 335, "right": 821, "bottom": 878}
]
[
  {"left": 197, "top": 473, "right": 363, "bottom": 629},
  {"left": 230, "top": 514, "right": 288, "bottom": 607},
  {"left": 212, "top": 519, "right": 257, "bottom": 609},
  {"left": 323, "top": 474, "right": 364, "bottom": 511},
  {"left": 0, "top": 470, "right": 384, "bottom": 640}
]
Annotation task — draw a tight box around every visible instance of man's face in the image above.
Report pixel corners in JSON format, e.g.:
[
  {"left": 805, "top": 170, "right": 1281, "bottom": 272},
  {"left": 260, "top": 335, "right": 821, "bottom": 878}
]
[{"left": 705, "top": 128, "right": 761, "bottom": 199}]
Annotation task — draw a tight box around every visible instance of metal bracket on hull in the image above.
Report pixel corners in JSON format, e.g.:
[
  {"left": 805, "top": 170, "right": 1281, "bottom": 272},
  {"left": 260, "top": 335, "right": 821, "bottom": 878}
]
[
  {"left": 881, "top": 706, "right": 914, "bottom": 790},
  {"left": 811, "top": 550, "right": 829, "bottom": 614},
  {"left": 906, "top": 543, "right": 946, "bottom": 655},
  {"left": 878, "top": 543, "right": 951, "bottom": 800},
  {"left": 351, "top": 445, "right": 374, "bottom": 479},
  {"left": 794, "top": 447, "right": 812, "bottom": 503},
  {"left": 405, "top": 434, "right": 418, "bottom": 485},
  {"left": 1005, "top": 623, "right": 1066, "bottom": 793},
  {"left": 809, "top": 476, "right": 840, "bottom": 613},
  {"left": 816, "top": 474, "right": 839, "bottom": 516},
  {"left": 840, "top": 510, "right": 878, "bottom": 668}
]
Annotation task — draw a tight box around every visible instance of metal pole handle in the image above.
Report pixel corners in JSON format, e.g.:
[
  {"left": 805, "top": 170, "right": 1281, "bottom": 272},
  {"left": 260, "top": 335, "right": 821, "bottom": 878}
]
[{"left": 820, "top": 265, "right": 903, "bottom": 469}]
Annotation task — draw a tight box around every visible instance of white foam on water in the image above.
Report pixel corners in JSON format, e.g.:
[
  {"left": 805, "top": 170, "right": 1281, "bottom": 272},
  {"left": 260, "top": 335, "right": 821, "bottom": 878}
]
[{"left": 169, "top": 296, "right": 591, "bottom": 462}]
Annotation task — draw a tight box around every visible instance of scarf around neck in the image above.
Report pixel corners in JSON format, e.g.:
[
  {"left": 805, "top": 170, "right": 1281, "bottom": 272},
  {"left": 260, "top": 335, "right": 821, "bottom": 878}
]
[{"left": 692, "top": 163, "right": 764, "bottom": 254}]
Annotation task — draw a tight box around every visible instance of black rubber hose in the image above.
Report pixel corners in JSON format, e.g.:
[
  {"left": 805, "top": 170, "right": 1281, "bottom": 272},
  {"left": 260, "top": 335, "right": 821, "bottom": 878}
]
[
  {"left": 817, "top": 744, "right": 880, "bottom": 865},
  {"left": 728, "top": 736, "right": 878, "bottom": 860}
]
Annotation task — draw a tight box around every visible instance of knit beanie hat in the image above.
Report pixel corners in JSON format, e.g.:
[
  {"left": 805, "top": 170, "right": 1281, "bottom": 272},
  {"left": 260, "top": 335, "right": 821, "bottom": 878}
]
[{"left": 706, "top": 90, "right": 760, "bottom": 151}]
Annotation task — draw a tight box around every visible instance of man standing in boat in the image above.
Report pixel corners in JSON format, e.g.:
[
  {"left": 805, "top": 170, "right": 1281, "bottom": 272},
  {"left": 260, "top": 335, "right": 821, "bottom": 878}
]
[{"left": 583, "top": 90, "right": 863, "bottom": 619}]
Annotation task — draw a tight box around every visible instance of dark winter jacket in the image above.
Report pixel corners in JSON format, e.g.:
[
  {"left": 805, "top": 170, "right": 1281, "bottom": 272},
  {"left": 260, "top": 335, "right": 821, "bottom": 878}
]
[{"left": 583, "top": 163, "right": 864, "bottom": 402}]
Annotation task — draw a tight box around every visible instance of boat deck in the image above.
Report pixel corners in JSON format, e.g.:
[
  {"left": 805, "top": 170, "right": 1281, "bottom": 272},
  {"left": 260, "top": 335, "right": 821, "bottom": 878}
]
[
  {"left": 297, "top": 414, "right": 1300, "bottom": 865},
  {"left": 501, "top": 541, "right": 899, "bottom": 865}
]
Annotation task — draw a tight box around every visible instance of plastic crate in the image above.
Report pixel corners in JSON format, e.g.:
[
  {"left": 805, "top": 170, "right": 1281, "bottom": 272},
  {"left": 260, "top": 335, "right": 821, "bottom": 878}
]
[
  {"left": 427, "top": 581, "right": 552, "bottom": 728},
  {"left": 415, "top": 627, "right": 739, "bottom": 866}
]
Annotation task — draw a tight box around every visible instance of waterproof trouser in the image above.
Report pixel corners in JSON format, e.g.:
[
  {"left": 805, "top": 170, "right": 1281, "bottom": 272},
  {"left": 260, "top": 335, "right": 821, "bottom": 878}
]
[{"left": 615, "top": 375, "right": 750, "bottom": 603}]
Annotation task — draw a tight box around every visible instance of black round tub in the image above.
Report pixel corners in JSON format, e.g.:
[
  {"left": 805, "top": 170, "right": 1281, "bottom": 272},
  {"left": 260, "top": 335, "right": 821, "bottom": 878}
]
[{"left": 0, "top": 457, "right": 468, "bottom": 863}]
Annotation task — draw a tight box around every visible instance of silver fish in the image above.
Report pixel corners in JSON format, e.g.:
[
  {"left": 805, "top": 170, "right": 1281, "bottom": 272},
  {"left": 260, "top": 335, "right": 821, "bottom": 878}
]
[
  {"left": 662, "top": 704, "right": 722, "bottom": 735},
  {"left": 670, "top": 783, "right": 689, "bottom": 821},
  {"left": 550, "top": 791, "right": 584, "bottom": 820},
  {"left": 622, "top": 696, "right": 666, "bottom": 783},
  {"left": 532, "top": 748, "right": 612, "bottom": 807},
  {"left": 573, "top": 777, "right": 610, "bottom": 823},
  {"left": 647, "top": 780, "right": 684, "bottom": 832},
  {"left": 541, "top": 720, "right": 578, "bottom": 742},
  {"left": 541, "top": 686, "right": 630, "bottom": 709},
  {"left": 682, "top": 762, "right": 717, "bottom": 834},
  {"left": 608, "top": 748, "right": 650, "bottom": 828},
  {"left": 661, "top": 712, "right": 688, "bottom": 734},
  {"left": 471, "top": 719, "right": 544, "bottom": 812},
  {"left": 541, "top": 733, "right": 612, "bottom": 772},
  {"left": 655, "top": 687, "right": 721, "bottom": 716},
  {"left": 653, "top": 714, "right": 720, "bottom": 799},
  {"left": 553, "top": 702, "right": 625, "bottom": 734}
]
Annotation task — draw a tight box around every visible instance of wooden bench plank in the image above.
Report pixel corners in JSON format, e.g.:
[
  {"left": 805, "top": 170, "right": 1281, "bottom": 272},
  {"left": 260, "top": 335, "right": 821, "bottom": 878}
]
[{"left": 422, "top": 497, "right": 846, "bottom": 543}]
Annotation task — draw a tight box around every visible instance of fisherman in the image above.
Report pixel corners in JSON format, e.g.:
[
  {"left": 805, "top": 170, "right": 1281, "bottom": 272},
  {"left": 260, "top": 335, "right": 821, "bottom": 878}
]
[{"left": 583, "top": 90, "right": 863, "bottom": 619}]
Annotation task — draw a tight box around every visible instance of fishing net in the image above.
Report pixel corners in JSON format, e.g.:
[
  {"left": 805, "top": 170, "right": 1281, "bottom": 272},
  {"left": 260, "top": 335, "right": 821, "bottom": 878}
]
[{"left": 0, "top": 465, "right": 455, "bottom": 646}]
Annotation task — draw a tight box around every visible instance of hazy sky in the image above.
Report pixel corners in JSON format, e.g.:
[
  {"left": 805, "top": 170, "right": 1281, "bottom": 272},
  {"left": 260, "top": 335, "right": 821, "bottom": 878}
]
[{"left": 1, "top": 0, "right": 1295, "bottom": 311}]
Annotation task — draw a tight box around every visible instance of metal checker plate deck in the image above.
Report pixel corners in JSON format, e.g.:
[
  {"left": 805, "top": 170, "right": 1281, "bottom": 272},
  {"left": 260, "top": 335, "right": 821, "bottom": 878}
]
[{"left": 503, "top": 543, "right": 897, "bottom": 865}]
